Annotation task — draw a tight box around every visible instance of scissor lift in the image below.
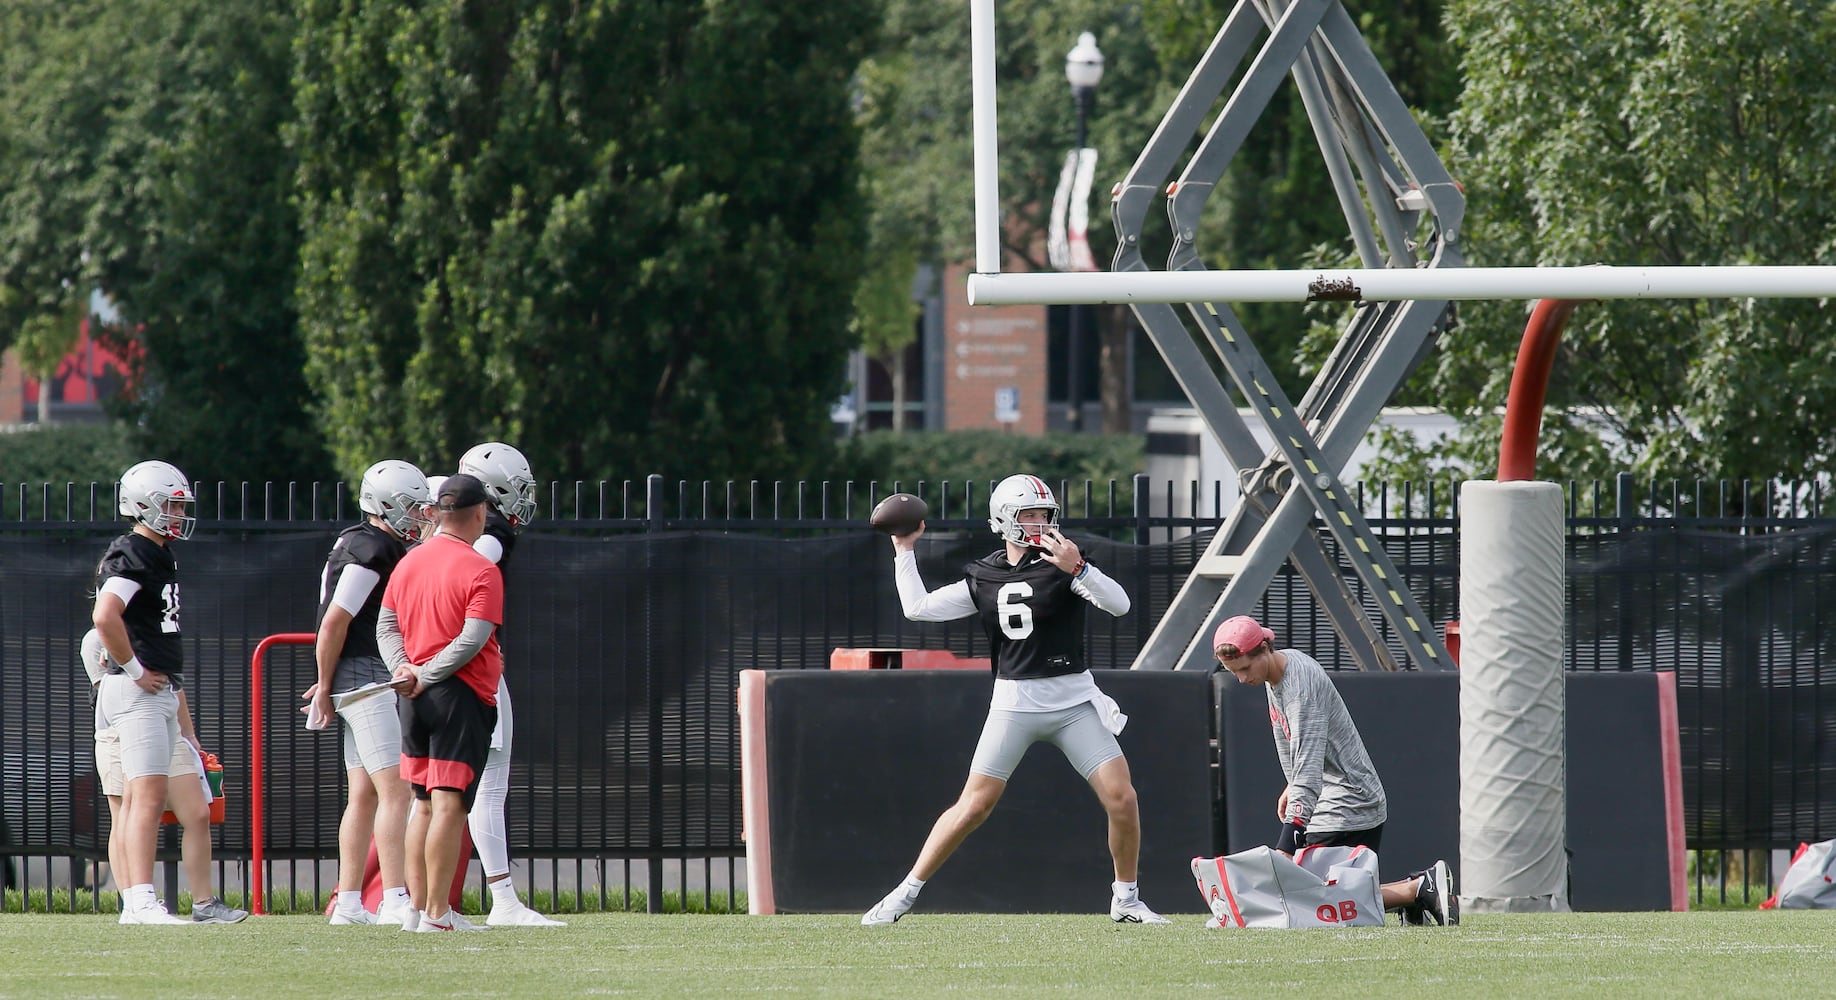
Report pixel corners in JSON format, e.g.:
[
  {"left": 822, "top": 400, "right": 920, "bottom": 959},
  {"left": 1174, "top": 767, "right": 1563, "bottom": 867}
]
[{"left": 1103, "top": 0, "right": 1464, "bottom": 671}]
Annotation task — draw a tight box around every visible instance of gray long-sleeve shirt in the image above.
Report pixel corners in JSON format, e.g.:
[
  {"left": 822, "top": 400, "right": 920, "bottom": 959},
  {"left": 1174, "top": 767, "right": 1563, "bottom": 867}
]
[
  {"left": 1267, "top": 649, "right": 1387, "bottom": 833},
  {"left": 376, "top": 605, "right": 495, "bottom": 686}
]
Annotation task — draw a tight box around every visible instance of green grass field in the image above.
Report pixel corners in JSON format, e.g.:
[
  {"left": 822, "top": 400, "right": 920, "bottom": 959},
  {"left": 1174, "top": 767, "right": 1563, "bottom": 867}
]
[{"left": 1, "top": 910, "right": 1830, "bottom": 998}]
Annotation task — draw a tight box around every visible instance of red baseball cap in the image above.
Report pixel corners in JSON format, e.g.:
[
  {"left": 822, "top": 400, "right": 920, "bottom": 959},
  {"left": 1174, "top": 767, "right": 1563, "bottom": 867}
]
[{"left": 1213, "top": 615, "right": 1274, "bottom": 656}]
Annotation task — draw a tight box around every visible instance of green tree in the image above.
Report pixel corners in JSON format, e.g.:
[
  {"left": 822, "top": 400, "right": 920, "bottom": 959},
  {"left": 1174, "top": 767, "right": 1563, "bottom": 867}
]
[
  {"left": 293, "top": 0, "right": 880, "bottom": 484},
  {"left": 1365, "top": 0, "right": 1836, "bottom": 484},
  {"left": 0, "top": 0, "right": 326, "bottom": 486}
]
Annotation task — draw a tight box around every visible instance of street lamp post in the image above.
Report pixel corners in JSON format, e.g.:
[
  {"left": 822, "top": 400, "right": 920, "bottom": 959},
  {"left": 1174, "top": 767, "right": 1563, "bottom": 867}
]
[{"left": 1064, "top": 31, "right": 1103, "bottom": 433}]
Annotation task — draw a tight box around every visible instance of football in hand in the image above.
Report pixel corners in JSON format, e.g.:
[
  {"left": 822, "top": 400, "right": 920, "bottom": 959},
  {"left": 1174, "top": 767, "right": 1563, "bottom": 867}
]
[{"left": 869, "top": 493, "right": 928, "bottom": 536}]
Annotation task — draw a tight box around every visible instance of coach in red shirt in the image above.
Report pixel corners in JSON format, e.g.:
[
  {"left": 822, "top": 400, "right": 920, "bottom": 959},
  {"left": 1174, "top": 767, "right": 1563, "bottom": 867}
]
[{"left": 377, "top": 473, "right": 504, "bottom": 932}]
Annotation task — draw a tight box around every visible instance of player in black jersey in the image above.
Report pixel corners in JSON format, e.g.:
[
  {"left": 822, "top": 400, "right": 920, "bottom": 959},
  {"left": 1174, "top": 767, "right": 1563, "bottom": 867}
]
[
  {"left": 306, "top": 460, "right": 432, "bottom": 926},
  {"left": 862, "top": 474, "right": 1170, "bottom": 925},
  {"left": 92, "top": 459, "right": 245, "bottom": 924},
  {"left": 455, "top": 441, "right": 563, "bottom": 926}
]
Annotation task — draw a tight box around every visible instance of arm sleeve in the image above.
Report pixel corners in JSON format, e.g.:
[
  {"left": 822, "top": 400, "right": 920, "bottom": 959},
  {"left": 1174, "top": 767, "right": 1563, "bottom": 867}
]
[
  {"left": 376, "top": 605, "right": 408, "bottom": 669},
  {"left": 1280, "top": 671, "right": 1330, "bottom": 823},
  {"left": 894, "top": 550, "right": 976, "bottom": 621},
  {"left": 1070, "top": 563, "right": 1130, "bottom": 616},
  {"left": 473, "top": 533, "right": 505, "bottom": 565},
  {"left": 100, "top": 577, "right": 143, "bottom": 604},
  {"left": 417, "top": 617, "right": 496, "bottom": 685},
  {"left": 329, "top": 565, "right": 380, "bottom": 617}
]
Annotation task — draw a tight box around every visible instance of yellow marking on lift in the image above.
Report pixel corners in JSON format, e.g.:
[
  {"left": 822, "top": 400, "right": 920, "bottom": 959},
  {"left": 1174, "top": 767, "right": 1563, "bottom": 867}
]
[
  {"left": 1389, "top": 589, "right": 1404, "bottom": 605},
  {"left": 1355, "top": 539, "right": 1370, "bottom": 553},
  {"left": 1304, "top": 460, "right": 1320, "bottom": 474},
  {"left": 1339, "top": 512, "right": 1353, "bottom": 526}
]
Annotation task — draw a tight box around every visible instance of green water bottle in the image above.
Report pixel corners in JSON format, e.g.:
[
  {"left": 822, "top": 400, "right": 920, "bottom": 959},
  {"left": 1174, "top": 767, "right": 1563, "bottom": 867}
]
[{"left": 203, "top": 751, "right": 224, "bottom": 798}]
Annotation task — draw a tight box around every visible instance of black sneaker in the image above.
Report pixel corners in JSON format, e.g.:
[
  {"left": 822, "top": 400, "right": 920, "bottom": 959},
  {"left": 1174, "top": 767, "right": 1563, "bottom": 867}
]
[{"left": 1415, "top": 860, "right": 1458, "bottom": 926}]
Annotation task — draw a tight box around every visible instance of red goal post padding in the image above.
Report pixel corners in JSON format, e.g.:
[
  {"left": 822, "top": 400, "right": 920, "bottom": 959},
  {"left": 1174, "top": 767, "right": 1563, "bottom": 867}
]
[{"left": 249, "top": 632, "right": 316, "bottom": 917}]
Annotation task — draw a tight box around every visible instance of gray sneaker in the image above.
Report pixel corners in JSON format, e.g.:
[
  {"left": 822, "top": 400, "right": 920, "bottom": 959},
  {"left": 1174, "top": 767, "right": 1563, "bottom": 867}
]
[{"left": 191, "top": 897, "right": 249, "bottom": 924}]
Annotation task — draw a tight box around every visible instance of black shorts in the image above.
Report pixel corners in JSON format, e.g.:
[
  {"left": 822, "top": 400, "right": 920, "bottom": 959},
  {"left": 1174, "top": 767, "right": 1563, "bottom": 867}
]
[
  {"left": 398, "top": 677, "right": 497, "bottom": 810},
  {"left": 1302, "top": 824, "right": 1383, "bottom": 853}
]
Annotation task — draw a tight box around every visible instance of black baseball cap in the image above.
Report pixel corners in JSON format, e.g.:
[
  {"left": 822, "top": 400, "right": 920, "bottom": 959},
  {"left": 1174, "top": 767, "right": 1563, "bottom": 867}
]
[{"left": 437, "top": 473, "right": 490, "bottom": 511}]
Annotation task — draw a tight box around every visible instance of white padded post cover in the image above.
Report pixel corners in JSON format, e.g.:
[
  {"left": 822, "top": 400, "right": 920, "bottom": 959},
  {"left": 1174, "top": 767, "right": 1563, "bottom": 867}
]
[{"left": 1459, "top": 480, "right": 1570, "bottom": 912}]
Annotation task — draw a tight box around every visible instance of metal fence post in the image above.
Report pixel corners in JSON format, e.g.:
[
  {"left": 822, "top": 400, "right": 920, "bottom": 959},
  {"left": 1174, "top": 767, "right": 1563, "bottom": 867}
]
[
  {"left": 1615, "top": 472, "right": 1637, "bottom": 673},
  {"left": 644, "top": 473, "right": 664, "bottom": 913},
  {"left": 1134, "top": 473, "right": 1151, "bottom": 648}
]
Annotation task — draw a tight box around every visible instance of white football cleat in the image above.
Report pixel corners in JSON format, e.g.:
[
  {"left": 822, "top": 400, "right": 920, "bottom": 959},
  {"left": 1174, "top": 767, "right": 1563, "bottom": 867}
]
[
  {"left": 487, "top": 901, "right": 568, "bottom": 927},
  {"left": 119, "top": 900, "right": 190, "bottom": 925},
  {"left": 443, "top": 910, "right": 487, "bottom": 931},
  {"left": 329, "top": 907, "right": 377, "bottom": 925},
  {"left": 378, "top": 898, "right": 416, "bottom": 927},
  {"left": 412, "top": 911, "right": 455, "bottom": 932},
  {"left": 1110, "top": 894, "right": 1172, "bottom": 924},
  {"left": 861, "top": 887, "right": 917, "bottom": 926}
]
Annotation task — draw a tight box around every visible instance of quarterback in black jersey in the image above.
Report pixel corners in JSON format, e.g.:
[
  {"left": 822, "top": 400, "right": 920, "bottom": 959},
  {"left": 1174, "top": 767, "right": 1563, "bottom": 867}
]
[
  {"left": 92, "top": 459, "right": 245, "bottom": 924},
  {"left": 307, "top": 459, "right": 431, "bottom": 926},
  {"left": 862, "top": 474, "right": 1170, "bottom": 926}
]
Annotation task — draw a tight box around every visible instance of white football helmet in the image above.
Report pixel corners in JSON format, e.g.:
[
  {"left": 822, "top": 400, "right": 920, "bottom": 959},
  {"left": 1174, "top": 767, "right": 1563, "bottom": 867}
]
[
  {"left": 360, "top": 460, "right": 435, "bottom": 541},
  {"left": 988, "top": 473, "right": 1060, "bottom": 546},
  {"left": 458, "top": 442, "right": 537, "bottom": 527},
  {"left": 118, "top": 460, "right": 197, "bottom": 540}
]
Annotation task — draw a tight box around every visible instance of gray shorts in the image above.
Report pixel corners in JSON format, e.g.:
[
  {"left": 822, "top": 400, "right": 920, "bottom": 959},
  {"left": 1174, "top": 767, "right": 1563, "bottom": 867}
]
[
  {"left": 97, "top": 674, "right": 181, "bottom": 781},
  {"left": 334, "top": 656, "right": 401, "bottom": 773},
  {"left": 968, "top": 702, "right": 1124, "bottom": 782}
]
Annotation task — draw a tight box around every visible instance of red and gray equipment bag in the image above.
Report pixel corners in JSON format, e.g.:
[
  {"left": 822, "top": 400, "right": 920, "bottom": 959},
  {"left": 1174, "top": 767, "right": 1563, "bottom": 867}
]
[
  {"left": 1190, "top": 844, "right": 1384, "bottom": 928},
  {"left": 1760, "top": 839, "right": 1836, "bottom": 910}
]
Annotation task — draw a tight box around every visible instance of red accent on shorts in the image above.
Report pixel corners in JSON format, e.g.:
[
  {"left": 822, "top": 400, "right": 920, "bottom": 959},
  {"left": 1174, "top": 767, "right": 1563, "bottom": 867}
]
[
  {"left": 419, "top": 757, "right": 477, "bottom": 792},
  {"left": 400, "top": 754, "right": 427, "bottom": 786}
]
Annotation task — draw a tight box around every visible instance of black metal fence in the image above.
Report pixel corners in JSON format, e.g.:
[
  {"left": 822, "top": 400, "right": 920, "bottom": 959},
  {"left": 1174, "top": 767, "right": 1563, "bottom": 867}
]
[{"left": 1, "top": 475, "right": 1830, "bottom": 909}]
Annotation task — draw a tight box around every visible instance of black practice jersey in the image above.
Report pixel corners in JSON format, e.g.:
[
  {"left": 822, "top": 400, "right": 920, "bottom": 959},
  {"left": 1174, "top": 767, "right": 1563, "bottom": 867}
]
[
  {"left": 483, "top": 506, "right": 516, "bottom": 576},
  {"left": 963, "top": 549, "right": 1087, "bottom": 680},
  {"left": 316, "top": 522, "right": 407, "bottom": 660},
  {"left": 95, "top": 532, "right": 182, "bottom": 674}
]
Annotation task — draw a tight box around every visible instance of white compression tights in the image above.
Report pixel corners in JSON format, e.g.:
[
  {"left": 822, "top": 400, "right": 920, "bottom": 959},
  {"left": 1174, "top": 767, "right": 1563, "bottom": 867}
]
[
  {"left": 467, "top": 759, "right": 511, "bottom": 877},
  {"left": 467, "top": 676, "right": 514, "bottom": 878}
]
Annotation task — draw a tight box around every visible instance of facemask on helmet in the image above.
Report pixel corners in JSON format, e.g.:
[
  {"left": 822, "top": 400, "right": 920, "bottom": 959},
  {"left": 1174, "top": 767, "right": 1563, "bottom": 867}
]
[
  {"left": 359, "top": 460, "right": 435, "bottom": 541},
  {"left": 988, "top": 474, "right": 1060, "bottom": 547},
  {"left": 118, "top": 460, "right": 197, "bottom": 541},
  {"left": 458, "top": 442, "right": 537, "bottom": 527}
]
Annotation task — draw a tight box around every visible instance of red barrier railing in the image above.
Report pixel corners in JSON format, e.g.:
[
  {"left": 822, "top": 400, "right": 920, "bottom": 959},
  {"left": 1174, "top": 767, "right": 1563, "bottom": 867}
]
[{"left": 249, "top": 632, "right": 316, "bottom": 916}]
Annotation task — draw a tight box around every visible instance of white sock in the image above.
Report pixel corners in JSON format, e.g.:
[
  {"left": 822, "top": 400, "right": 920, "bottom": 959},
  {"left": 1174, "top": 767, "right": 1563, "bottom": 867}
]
[
  {"left": 383, "top": 885, "right": 410, "bottom": 906},
  {"left": 127, "top": 884, "right": 157, "bottom": 910},
  {"left": 900, "top": 875, "right": 926, "bottom": 898},
  {"left": 1113, "top": 880, "right": 1139, "bottom": 900},
  {"left": 337, "top": 890, "right": 364, "bottom": 914},
  {"left": 489, "top": 878, "right": 520, "bottom": 911}
]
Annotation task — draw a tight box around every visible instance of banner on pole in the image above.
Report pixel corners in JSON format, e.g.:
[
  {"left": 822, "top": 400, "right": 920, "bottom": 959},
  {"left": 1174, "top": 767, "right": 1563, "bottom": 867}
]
[{"left": 1048, "top": 148, "right": 1100, "bottom": 273}]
